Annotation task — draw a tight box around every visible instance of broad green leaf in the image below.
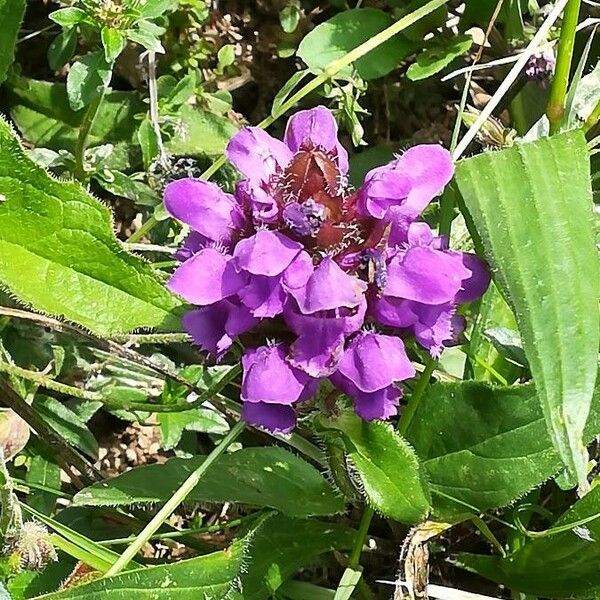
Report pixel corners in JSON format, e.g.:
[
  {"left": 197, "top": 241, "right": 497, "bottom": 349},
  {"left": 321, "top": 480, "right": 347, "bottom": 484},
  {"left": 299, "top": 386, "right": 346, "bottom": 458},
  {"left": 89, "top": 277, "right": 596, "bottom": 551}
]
[
  {"left": 48, "top": 7, "right": 92, "bottom": 27},
  {"left": 33, "top": 396, "right": 98, "bottom": 458},
  {"left": 101, "top": 28, "right": 126, "bottom": 63},
  {"left": 297, "top": 8, "right": 415, "bottom": 80},
  {"left": 0, "top": 0, "right": 25, "bottom": 85},
  {"left": 157, "top": 408, "right": 229, "bottom": 450},
  {"left": 137, "top": 0, "right": 174, "bottom": 18},
  {"left": 47, "top": 29, "right": 78, "bottom": 71},
  {"left": 73, "top": 447, "right": 343, "bottom": 517},
  {"left": 126, "top": 28, "right": 164, "bottom": 54},
  {"left": 240, "top": 514, "right": 355, "bottom": 600},
  {"left": 7, "top": 78, "right": 144, "bottom": 153},
  {"left": 165, "top": 106, "right": 238, "bottom": 157},
  {"left": 457, "top": 484, "right": 600, "bottom": 598},
  {"left": 407, "top": 34, "right": 472, "bottom": 81},
  {"left": 406, "top": 380, "right": 600, "bottom": 518},
  {"left": 320, "top": 411, "right": 430, "bottom": 523},
  {"left": 26, "top": 453, "right": 61, "bottom": 515},
  {"left": 66, "top": 51, "right": 112, "bottom": 111},
  {"left": 34, "top": 540, "right": 245, "bottom": 599},
  {"left": 0, "top": 117, "right": 182, "bottom": 335},
  {"left": 455, "top": 131, "right": 600, "bottom": 491}
]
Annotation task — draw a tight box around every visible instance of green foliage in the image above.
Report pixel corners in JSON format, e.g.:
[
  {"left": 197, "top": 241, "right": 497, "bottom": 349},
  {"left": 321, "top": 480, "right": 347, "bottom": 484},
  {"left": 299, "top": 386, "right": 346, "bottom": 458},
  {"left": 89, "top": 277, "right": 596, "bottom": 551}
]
[
  {"left": 458, "top": 484, "right": 600, "bottom": 597},
  {"left": 297, "top": 8, "right": 415, "bottom": 80},
  {"left": 407, "top": 34, "right": 472, "bottom": 81},
  {"left": 26, "top": 453, "right": 61, "bottom": 516},
  {"left": 157, "top": 408, "right": 229, "bottom": 450},
  {"left": 0, "top": 117, "right": 182, "bottom": 335},
  {"left": 455, "top": 131, "right": 600, "bottom": 492},
  {"left": 36, "top": 539, "right": 245, "bottom": 599},
  {"left": 66, "top": 51, "right": 112, "bottom": 111},
  {"left": 73, "top": 447, "right": 344, "bottom": 517},
  {"left": 407, "top": 380, "right": 600, "bottom": 518},
  {"left": 0, "top": 0, "right": 25, "bottom": 85},
  {"left": 320, "top": 411, "right": 430, "bottom": 523}
]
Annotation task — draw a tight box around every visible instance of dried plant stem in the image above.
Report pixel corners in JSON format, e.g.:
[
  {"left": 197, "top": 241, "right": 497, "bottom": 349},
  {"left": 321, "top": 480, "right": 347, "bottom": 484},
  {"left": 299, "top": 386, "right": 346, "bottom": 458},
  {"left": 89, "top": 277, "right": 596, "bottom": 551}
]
[
  {"left": 105, "top": 420, "right": 245, "bottom": 576},
  {"left": 547, "top": 0, "right": 582, "bottom": 133}
]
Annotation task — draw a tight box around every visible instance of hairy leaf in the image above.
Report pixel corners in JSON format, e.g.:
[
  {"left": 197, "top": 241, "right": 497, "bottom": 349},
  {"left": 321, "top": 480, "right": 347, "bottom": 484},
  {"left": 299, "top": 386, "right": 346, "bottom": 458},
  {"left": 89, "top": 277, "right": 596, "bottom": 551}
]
[
  {"left": 0, "top": 117, "right": 182, "bottom": 335},
  {"left": 0, "top": 0, "right": 25, "bottom": 85},
  {"left": 407, "top": 380, "right": 600, "bottom": 518},
  {"left": 455, "top": 131, "right": 600, "bottom": 491},
  {"left": 458, "top": 484, "right": 600, "bottom": 597},
  {"left": 73, "top": 447, "right": 343, "bottom": 517},
  {"left": 320, "top": 411, "right": 430, "bottom": 523},
  {"left": 297, "top": 8, "right": 414, "bottom": 80}
]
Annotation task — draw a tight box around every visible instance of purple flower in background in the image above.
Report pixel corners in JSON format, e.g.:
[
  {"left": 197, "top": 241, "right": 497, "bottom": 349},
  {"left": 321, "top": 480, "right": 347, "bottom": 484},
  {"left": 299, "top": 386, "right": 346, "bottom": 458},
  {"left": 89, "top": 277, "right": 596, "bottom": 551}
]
[
  {"left": 525, "top": 49, "right": 555, "bottom": 88},
  {"left": 164, "top": 105, "right": 490, "bottom": 432}
]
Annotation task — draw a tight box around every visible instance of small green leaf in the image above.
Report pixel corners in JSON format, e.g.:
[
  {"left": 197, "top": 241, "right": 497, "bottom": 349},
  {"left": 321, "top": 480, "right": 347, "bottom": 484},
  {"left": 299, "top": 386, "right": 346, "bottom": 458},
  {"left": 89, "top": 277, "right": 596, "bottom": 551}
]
[
  {"left": 157, "top": 408, "right": 229, "bottom": 450},
  {"left": 137, "top": 117, "right": 160, "bottom": 168},
  {"left": 407, "top": 34, "right": 472, "bottom": 81},
  {"left": 35, "top": 539, "right": 245, "bottom": 599},
  {"left": 26, "top": 453, "right": 61, "bottom": 515},
  {"left": 455, "top": 131, "right": 600, "bottom": 492},
  {"left": 73, "top": 447, "right": 344, "bottom": 517},
  {"left": 217, "top": 44, "right": 235, "bottom": 70},
  {"left": 48, "top": 29, "right": 78, "bottom": 71},
  {"left": 297, "top": 8, "right": 415, "bottom": 80},
  {"left": 164, "top": 72, "right": 197, "bottom": 108},
  {"left": 101, "top": 27, "right": 125, "bottom": 63},
  {"left": 137, "top": 0, "right": 174, "bottom": 19},
  {"left": 458, "top": 484, "right": 600, "bottom": 597},
  {"left": 0, "top": 0, "right": 25, "bottom": 85},
  {"left": 66, "top": 51, "right": 112, "bottom": 111},
  {"left": 271, "top": 70, "right": 310, "bottom": 118},
  {"left": 126, "top": 28, "right": 164, "bottom": 53},
  {"left": 320, "top": 411, "right": 431, "bottom": 523},
  {"left": 33, "top": 396, "right": 98, "bottom": 458},
  {"left": 241, "top": 514, "right": 355, "bottom": 600},
  {"left": 406, "top": 379, "right": 600, "bottom": 518},
  {"left": 95, "top": 171, "right": 160, "bottom": 207},
  {"left": 48, "top": 7, "right": 92, "bottom": 28},
  {"left": 0, "top": 117, "right": 182, "bottom": 336},
  {"left": 280, "top": 4, "right": 300, "bottom": 33}
]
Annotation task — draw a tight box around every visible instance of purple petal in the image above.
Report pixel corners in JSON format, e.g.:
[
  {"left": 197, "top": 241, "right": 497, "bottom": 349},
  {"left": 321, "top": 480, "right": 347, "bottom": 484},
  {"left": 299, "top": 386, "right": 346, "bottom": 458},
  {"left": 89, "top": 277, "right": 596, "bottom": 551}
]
[
  {"left": 336, "top": 332, "right": 415, "bottom": 393},
  {"left": 238, "top": 275, "right": 287, "bottom": 318},
  {"left": 241, "top": 344, "right": 314, "bottom": 404},
  {"left": 411, "top": 302, "right": 462, "bottom": 357},
  {"left": 164, "top": 178, "right": 243, "bottom": 242},
  {"left": 183, "top": 301, "right": 258, "bottom": 358},
  {"left": 385, "top": 246, "right": 470, "bottom": 305},
  {"left": 370, "top": 295, "right": 418, "bottom": 329},
  {"left": 358, "top": 168, "right": 413, "bottom": 219},
  {"left": 175, "top": 231, "right": 208, "bottom": 262},
  {"left": 243, "top": 401, "right": 297, "bottom": 433},
  {"left": 168, "top": 248, "right": 246, "bottom": 305},
  {"left": 226, "top": 127, "right": 292, "bottom": 184},
  {"left": 284, "top": 106, "right": 349, "bottom": 173},
  {"left": 234, "top": 230, "right": 303, "bottom": 277},
  {"left": 282, "top": 251, "right": 314, "bottom": 291},
  {"left": 236, "top": 180, "right": 280, "bottom": 225},
  {"left": 455, "top": 253, "right": 491, "bottom": 304},
  {"left": 291, "top": 257, "right": 367, "bottom": 314}
]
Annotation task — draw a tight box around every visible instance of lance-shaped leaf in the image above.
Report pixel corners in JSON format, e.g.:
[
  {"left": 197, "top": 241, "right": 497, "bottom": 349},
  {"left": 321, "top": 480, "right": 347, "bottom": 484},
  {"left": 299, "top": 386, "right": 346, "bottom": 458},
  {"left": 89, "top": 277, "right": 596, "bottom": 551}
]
[
  {"left": 455, "top": 131, "right": 599, "bottom": 491},
  {"left": 0, "top": 117, "right": 183, "bottom": 336},
  {"left": 0, "top": 0, "right": 25, "bottom": 85}
]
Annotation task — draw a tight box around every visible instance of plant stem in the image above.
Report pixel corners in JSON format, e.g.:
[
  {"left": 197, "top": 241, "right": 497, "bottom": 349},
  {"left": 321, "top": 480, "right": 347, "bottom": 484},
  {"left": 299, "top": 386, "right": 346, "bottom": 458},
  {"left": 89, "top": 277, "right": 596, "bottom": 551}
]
[
  {"left": 397, "top": 358, "right": 436, "bottom": 435},
  {"left": 126, "top": 215, "right": 157, "bottom": 243},
  {"left": 349, "top": 506, "right": 374, "bottom": 567},
  {"left": 73, "top": 70, "right": 113, "bottom": 181},
  {"left": 584, "top": 99, "right": 600, "bottom": 133},
  {"left": 105, "top": 420, "right": 245, "bottom": 576},
  {"left": 546, "top": 0, "right": 582, "bottom": 134}
]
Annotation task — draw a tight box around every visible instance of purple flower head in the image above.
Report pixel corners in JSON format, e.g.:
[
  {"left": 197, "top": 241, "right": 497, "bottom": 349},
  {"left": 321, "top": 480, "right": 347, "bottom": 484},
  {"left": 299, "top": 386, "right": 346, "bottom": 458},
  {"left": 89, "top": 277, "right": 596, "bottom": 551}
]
[
  {"left": 331, "top": 331, "right": 415, "bottom": 420},
  {"left": 164, "top": 105, "right": 490, "bottom": 432},
  {"left": 241, "top": 344, "right": 317, "bottom": 433},
  {"left": 525, "top": 49, "right": 555, "bottom": 88}
]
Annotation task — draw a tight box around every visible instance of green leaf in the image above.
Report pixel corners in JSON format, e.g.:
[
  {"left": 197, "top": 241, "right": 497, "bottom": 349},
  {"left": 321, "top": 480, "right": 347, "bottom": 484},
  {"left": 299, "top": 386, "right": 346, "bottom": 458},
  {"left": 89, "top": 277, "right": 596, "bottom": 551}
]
[
  {"left": 297, "top": 8, "right": 415, "bottom": 80},
  {"left": 33, "top": 396, "right": 98, "bottom": 458},
  {"left": 165, "top": 106, "right": 238, "bottom": 157},
  {"left": 66, "top": 51, "right": 112, "bottom": 111},
  {"left": 73, "top": 447, "right": 344, "bottom": 517},
  {"left": 457, "top": 484, "right": 600, "bottom": 598},
  {"left": 240, "top": 514, "right": 355, "bottom": 600},
  {"left": 48, "top": 7, "right": 92, "bottom": 27},
  {"left": 320, "top": 411, "right": 430, "bottom": 523},
  {"left": 47, "top": 29, "right": 78, "bottom": 71},
  {"left": 157, "top": 408, "right": 229, "bottom": 450},
  {"left": 280, "top": 4, "right": 300, "bottom": 33},
  {"left": 34, "top": 540, "right": 245, "bottom": 599},
  {"left": 26, "top": 453, "right": 61, "bottom": 515},
  {"left": 137, "top": 0, "right": 174, "bottom": 19},
  {"left": 101, "top": 28, "right": 125, "bottom": 63},
  {"left": 407, "top": 34, "right": 472, "bottom": 81},
  {"left": 0, "top": 0, "right": 25, "bottom": 85},
  {"left": 455, "top": 131, "right": 600, "bottom": 492},
  {"left": 271, "top": 70, "right": 310, "bottom": 118},
  {"left": 126, "top": 28, "right": 164, "bottom": 54},
  {"left": 137, "top": 117, "right": 160, "bottom": 169},
  {"left": 217, "top": 44, "right": 235, "bottom": 70},
  {"left": 95, "top": 171, "right": 160, "bottom": 207},
  {"left": 0, "top": 117, "right": 182, "bottom": 336},
  {"left": 406, "top": 379, "right": 600, "bottom": 518}
]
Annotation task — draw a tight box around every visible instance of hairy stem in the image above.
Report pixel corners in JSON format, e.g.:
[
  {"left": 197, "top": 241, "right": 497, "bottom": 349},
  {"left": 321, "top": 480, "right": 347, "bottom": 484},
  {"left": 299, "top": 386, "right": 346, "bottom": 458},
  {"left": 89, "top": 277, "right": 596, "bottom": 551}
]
[
  {"left": 105, "top": 420, "right": 245, "bottom": 576},
  {"left": 546, "top": 0, "right": 582, "bottom": 134}
]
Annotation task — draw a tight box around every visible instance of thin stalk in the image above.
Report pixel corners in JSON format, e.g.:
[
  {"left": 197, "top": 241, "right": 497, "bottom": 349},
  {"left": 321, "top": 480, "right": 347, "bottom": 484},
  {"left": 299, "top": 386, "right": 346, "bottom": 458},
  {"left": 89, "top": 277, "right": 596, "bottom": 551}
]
[
  {"left": 74, "top": 68, "right": 113, "bottom": 181},
  {"left": 105, "top": 420, "right": 245, "bottom": 576},
  {"left": 349, "top": 506, "right": 374, "bottom": 567},
  {"left": 584, "top": 98, "right": 600, "bottom": 132},
  {"left": 547, "top": 0, "right": 582, "bottom": 133},
  {"left": 126, "top": 215, "right": 157, "bottom": 243}
]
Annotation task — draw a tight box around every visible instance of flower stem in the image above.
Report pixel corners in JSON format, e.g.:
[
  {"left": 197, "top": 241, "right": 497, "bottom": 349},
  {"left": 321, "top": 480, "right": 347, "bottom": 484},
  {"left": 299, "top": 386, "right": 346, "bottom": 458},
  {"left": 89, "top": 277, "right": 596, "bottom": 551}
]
[
  {"left": 349, "top": 505, "right": 374, "bottom": 567},
  {"left": 584, "top": 99, "right": 600, "bottom": 133},
  {"left": 105, "top": 419, "right": 245, "bottom": 576},
  {"left": 397, "top": 357, "right": 436, "bottom": 435},
  {"left": 546, "top": 0, "right": 582, "bottom": 134},
  {"left": 126, "top": 215, "right": 157, "bottom": 243}
]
